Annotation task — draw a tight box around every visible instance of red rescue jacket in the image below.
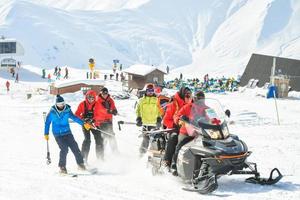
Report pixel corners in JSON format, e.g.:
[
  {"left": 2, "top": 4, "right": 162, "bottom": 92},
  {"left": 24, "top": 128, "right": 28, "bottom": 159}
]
[
  {"left": 94, "top": 94, "right": 117, "bottom": 126},
  {"left": 163, "top": 92, "right": 186, "bottom": 129}
]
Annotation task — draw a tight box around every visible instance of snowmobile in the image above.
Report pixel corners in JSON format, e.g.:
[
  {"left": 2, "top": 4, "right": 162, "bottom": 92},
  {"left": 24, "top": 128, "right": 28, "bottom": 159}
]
[{"left": 146, "top": 98, "right": 282, "bottom": 194}]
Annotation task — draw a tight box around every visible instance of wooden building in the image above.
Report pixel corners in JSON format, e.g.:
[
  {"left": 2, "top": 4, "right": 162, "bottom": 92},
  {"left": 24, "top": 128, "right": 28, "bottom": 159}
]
[
  {"left": 50, "top": 79, "right": 105, "bottom": 95},
  {"left": 123, "top": 64, "right": 166, "bottom": 90},
  {"left": 240, "top": 54, "right": 300, "bottom": 91}
]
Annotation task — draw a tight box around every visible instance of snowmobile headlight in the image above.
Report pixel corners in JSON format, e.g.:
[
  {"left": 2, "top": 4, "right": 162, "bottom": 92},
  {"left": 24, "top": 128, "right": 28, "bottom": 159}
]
[{"left": 205, "top": 129, "right": 222, "bottom": 139}]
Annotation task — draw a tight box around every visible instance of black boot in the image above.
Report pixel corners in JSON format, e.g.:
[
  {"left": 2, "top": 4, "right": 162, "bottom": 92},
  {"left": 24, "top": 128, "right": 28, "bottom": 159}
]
[{"left": 171, "top": 163, "right": 178, "bottom": 176}]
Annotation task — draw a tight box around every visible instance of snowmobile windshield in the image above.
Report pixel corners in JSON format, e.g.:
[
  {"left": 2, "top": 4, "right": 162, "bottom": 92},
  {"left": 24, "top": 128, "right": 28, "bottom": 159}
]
[{"left": 185, "top": 98, "right": 229, "bottom": 140}]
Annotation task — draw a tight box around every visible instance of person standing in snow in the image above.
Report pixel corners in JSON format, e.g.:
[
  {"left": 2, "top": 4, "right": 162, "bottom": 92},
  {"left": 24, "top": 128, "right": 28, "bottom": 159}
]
[
  {"left": 53, "top": 66, "right": 58, "bottom": 76},
  {"left": 42, "top": 69, "right": 46, "bottom": 79},
  {"left": 64, "top": 67, "right": 69, "bottom": 79},
  {"left": 5, "top": 80, "right": 10, "bottom": 93},
  {"left": 44, "top": 95, "right": 90, "bottom": 174},
  {"left": 135, "top": 83, "right": 162, "bottom": 156},
  {"left": 15, "top": 73, "right": 19, "bottom": 83},
  {"left": 95, "top": 87, "right": 119, "bottom": 156},
  {"left": 75, "top": 90, "right": 103, "bottom": 163}
]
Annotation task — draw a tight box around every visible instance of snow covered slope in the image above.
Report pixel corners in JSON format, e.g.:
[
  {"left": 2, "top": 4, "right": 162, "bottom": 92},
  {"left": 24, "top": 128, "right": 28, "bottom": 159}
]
[{"left": 0, "top": 0, "right": 299, "bottom": 76}]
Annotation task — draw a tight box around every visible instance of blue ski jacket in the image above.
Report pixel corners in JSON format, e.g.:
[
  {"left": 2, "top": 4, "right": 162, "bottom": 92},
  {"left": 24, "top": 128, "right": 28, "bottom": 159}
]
[{"left": 44, "top": 104, "right": 83, "bottom": 137}]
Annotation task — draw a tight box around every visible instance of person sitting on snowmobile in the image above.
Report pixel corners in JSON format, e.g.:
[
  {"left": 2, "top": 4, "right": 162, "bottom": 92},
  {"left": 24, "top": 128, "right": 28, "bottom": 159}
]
[
  {"left": 162, "top": 87, "right": 192, "bottom": 168},
  {"left": 136, "top": 83, "right": 162, "bottom": 156},
  {"left": 75, "top": 90, "right": 103, "bottom": 163},
  {"left": 171, "top": 90, "right": 208, "bottom": 175},
  {"left": 94, "top": 87, "right": 119, "bottom": 156},
  {"left": 44, "top": 95, "right": 90, "bottom": 174},
  {"left": 154, "top": 86, "right": 170, "bottom": 116}
]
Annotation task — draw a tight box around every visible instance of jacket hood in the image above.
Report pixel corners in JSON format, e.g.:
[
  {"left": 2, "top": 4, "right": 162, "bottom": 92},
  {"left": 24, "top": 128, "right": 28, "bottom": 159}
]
[{"left": 85, "top": 90, "right": 97, "bottom": 102}]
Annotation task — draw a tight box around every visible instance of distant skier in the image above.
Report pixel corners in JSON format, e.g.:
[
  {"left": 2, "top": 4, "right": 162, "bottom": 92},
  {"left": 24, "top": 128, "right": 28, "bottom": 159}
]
[
  {"left": 15, "top": 73, "right": 19, "bottom": 83},
  {"left": 53, "top": 66, "right": 58, "bottom": 76},
  {"left": 6, "top": 80, "right": 10, "bottom": 93},
  {"left": 42, "top": 69, "right": 46, "bottom": 79},
  {"left": 56, "top": 68, "right": 61, "bottom": 80},
  {"left": 47, "top": 73, "right": 51, "bottom": 82},
  {"left": 179, "top": 73, "right": 183, "bottom": 80},
  {"left": 116, "top": 73, "right": 119, "bottom": 81},
  {"left": 44, "top": 95, "right": 90, "bottom": 174},
  {"left": 64, "top": 67, "right": 69, "bottom": 79},
  {"left": 10, "top": 68, "right": 15, "bottom": 77}
]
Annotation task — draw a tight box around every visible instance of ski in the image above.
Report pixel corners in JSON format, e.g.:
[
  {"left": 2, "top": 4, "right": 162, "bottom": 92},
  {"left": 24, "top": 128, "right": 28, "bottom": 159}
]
[{"left": 58, "top": 168, "right": 98, "bottom": 177}]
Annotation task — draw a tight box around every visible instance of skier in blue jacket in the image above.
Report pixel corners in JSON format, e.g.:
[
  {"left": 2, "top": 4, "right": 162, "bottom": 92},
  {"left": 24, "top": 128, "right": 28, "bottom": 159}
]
[{"left": 44, "top": 95, "right": 91, "bottom": 174}]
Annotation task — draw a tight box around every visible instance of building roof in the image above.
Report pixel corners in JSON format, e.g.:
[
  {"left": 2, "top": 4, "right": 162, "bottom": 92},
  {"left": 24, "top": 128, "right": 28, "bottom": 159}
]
[
  {"left": 123, "top": 64, "right": 166, "bottom": 76},
  {"left": 53, "top": 79, "right": 105, "bottom": 88}
]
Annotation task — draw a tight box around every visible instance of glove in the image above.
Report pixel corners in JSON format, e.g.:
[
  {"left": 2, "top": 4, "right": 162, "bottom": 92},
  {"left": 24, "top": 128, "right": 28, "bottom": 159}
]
[
  {"left": 180, "top": 115, "right": 189, "bottom": 122},
  {"left": 156, "top": 117, "right": 162, "bottom": 128},
  {"left": 111, "top": 109, "right": 118, "bottom": 116},
  {"left": 84, "top": 118, "right": 94, "bottom": 124},
  {"left": 136, "top": 117, "right": 142, "bottom": 127},
  {"left": 83, "top": 123, "right": 92, "bottom": 130},
  {"left": 44, "top": 135, "right": 49, "bottom": 141},
  {"left": 225, "top": 109, "right": 231, "bottom": 118}
]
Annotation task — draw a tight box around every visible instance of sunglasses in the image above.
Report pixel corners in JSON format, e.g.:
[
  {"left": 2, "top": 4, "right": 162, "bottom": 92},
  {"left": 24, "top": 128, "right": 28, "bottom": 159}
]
[{"left": 185, "top": 93, "right": 191, "bottom": 98}]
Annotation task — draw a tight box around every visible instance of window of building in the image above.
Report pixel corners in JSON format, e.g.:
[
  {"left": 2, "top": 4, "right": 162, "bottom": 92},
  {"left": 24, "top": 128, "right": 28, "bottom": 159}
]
[{"left": 0, "top": 42, "right": 17, "bottom": 54}]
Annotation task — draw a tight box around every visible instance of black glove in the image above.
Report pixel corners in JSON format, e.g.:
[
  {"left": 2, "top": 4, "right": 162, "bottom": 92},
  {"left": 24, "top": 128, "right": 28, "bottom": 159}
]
[
  {"left": 136, "top": 117, "right": 142, "bottom": 127},
  {"left": 225, "top": 109, "right": 231, "bottom": 118},
  {"left": 84, "top": 118, "right": 94, "bottom": 124},
  {"left": 111, "top": 109, "right": 118, "bottom": 116},
  {"left": 180, "top": 115, "right": 189, "bottom": 122},
  {"left": 156, "top": 117, "right": 162, "bottom": 128}
]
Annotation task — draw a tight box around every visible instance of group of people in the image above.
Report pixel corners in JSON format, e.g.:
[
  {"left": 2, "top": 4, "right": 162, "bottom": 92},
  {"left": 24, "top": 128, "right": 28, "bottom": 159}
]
[
  {"left": 165, "top": 74, "right": 240, "bottom": 93},
  {"left": 135, "top": 83, "right": 207, "bottom": 175},
  {"left": 44, "top": 82, "right": 208, "bottom": 176},
  {"left": 44, "top": 87, "right": 118, "bottom": 174}
]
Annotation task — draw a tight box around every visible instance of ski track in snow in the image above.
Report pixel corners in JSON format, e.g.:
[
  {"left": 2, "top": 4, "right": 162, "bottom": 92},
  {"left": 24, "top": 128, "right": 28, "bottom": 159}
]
[{"left": 1, "top": 76, "right": 300, "bottom": 199}]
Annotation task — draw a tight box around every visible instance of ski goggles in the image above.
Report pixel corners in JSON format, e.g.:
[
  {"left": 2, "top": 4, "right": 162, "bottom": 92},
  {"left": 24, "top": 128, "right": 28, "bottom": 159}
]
[
  {"left": 56, "top": 102, "right": 65, "bottom": 107},
  {"left": 87, "top": 95, "right": 95, "bottom": 100},
  {"left": 146, "top": 88, "right": 154, "bottom": 93}
]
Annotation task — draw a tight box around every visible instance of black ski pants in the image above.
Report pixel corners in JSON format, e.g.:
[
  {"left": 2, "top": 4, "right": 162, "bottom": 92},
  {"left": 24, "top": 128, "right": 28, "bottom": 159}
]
[
  {"left": 172, "top": 134, "right": 194, "bottom": 168},
  {"left": 163, "top": 132, "right": 178, "bottom": 165},
  {"left": 55, "top": 133, "right": 84, "bottom": 168},
  {"left": 81, "top": 126, "right": 104, "bottom": 161},
  {"left": 99, "top": 121, "right": 119, "bottom": 153}
]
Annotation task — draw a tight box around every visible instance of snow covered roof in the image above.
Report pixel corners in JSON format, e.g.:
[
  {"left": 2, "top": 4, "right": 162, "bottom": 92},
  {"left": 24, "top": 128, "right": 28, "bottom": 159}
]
[
  {"left": 53, "top": 79, "right": 105, "bottom": 88},
  {"left": 123, "top": 64, "right": 166, "bottom": 76}
]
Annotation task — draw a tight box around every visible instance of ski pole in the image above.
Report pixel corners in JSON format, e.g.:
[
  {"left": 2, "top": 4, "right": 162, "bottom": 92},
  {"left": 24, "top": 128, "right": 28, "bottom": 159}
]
[
  {"left": 90, "top": 124, "right": 116, "bottom": 137},
  {"left": 46, "top": 140, "right": 51, "bottom": 165},
  {"left": 43, "top": 112, "right": 51, "bottom": 165},
  {"left": 117, "top": 120, "right": 136, "bottom": 131}
]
